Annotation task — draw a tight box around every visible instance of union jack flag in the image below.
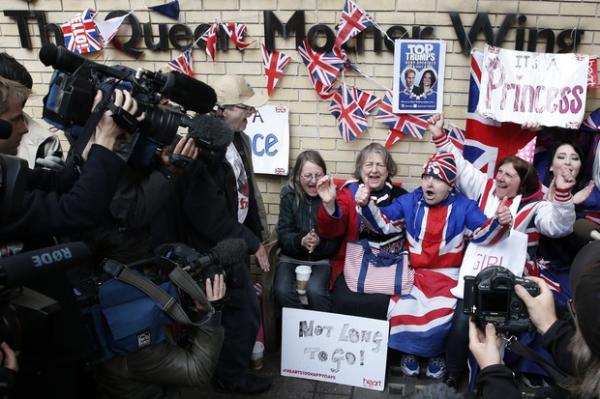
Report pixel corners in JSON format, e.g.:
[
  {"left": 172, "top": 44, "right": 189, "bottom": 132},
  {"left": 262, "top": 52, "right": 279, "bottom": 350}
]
[
  {"left": 167, "top": 49, "right": 193, "bottom": 76},
  {"left": 297, "top": 38, "right": 345, "bottom": 99},
  {"left": 261, "top": 43, "right": 292, "bottom": 96},
  {"left": 462, "top": 50, "right": 535, "bottom": 177},
  {"left": 222, "top": 22, "right": 255, "bottom": 50},
  {"left": 200, "top": 23, "right": 219, "bottom": 61},
  {"left": 350, "top": 86, "right": 380, "bottom": 116},
  {"left": 61, "top": 8, "right": 103, "bottom": 55},
  {"left": 329, "top": 85, "right": 368, "bottom": 143},
  {"left": 376, "top": 91, "right": 429, "bottom": 145},
  {"left": 446, "top": 125, "right": 466, "bottom": 150},
  {"left": 335, "top": 0, "right": 375, "bottom": 49}
]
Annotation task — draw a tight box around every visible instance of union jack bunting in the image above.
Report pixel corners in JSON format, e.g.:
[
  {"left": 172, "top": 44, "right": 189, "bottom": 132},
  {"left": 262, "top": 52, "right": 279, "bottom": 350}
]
[
  {"left": 167, "top": 49, "right": 193, "bottom": 77},
  {"left": 335, "top": 0, "right": 375, "bottom": 49},
  {"left": 200, "top": 23, "right": 219, "bottom": 61},
  {"left": 329, "top": 85, "right": 368, "bottom": 143},
  {"left": 222, "top": 23, "right": 255, "bottom": 50},
  {"left": 61, "top": 9, "right": 103, "bottom": 55},
  {"left": 261, "top": 43, "right": 292, "bottom": 96},
  {"left": 375, "top": 91, "right": 429, "bottom": 141},
  {"left": 350, "top": 86, "right": 380, "bottom": 116},
  {"left": 297, "top": 38, "right": 345, "bottom": 99}
]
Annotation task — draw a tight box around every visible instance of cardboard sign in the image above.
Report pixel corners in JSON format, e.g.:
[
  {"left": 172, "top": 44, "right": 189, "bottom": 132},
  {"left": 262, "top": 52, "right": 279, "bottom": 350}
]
[
  {"left": 392, "top": 39, "right": 446, "bottom": 114},
  {"left": 477, "top": 45, "right": 589, "bottom": 128},
  {"left": 245, "top": 104, "right": 289, "bottom": 175},
  {"left": 281, "top": 308, "right": 389, "bottom": 391},
  {"left": 451, "top": 230, "right": 528, "bottom": 299}
]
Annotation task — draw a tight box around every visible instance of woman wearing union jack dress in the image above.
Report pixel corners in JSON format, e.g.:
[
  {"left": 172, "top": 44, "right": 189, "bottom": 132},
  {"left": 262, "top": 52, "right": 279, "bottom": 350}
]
[{"left": 428, "top": 113, "right": 577, "bottom": 387}]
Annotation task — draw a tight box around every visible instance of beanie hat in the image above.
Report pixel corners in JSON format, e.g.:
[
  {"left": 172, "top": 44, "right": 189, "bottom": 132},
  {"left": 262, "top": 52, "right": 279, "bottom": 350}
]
[
  {"left": 570, "top": 241, "right": 600, "bottom": 359},
  {"left": 422, "top": 152, "right": 457, "bottom": 187}
]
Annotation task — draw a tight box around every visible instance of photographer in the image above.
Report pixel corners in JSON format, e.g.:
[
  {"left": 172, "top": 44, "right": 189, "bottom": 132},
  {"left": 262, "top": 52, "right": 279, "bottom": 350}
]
[{"left": 469, "top": 241, "right": 600, "bottom": 398}]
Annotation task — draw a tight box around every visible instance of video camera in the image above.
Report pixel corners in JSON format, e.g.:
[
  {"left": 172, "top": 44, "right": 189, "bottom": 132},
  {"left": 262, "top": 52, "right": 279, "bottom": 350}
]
[
  {"left": 39, "top": 44, "right": 233, "bottom": 167},
  {"left": 463, "top": 266, "right": 540, "bottom": 334},
  {"left": 155, "top": 239, "right": 247, "bottom": 288}
]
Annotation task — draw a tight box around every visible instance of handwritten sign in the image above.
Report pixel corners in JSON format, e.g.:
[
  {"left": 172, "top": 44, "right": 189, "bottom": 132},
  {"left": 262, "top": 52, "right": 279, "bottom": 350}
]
[
  {"left": 478, "top": 45, "right": 589, "bottom": 128},
  {"left": 452, "top": 230, "right": 528, "bottom": 299},
  {"left": 281, "top": 308, "right": 389, "bottom": 391},
  {"left": 245, "top": 104, "right": 289, "bottom": 175}
]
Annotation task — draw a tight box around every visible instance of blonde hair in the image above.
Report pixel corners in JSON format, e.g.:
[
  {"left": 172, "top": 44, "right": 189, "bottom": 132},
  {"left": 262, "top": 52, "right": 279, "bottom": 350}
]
[
  {"left": 0, "top": 75, "right": 30, "bottom": 115},
  {"left": 569, "top": 325, "right": 600, "bottom": 398}
]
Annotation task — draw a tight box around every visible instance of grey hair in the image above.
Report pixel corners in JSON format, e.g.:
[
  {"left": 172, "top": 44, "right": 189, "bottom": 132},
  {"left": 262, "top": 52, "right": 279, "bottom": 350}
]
[{"left": 569, "top": 325, "right": 600, "bottom": 398}]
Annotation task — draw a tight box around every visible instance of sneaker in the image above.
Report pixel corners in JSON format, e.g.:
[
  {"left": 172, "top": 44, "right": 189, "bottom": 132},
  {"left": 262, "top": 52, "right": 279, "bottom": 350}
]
[
  {"left": 399, "top": 354, "right": 420, "bottom": 376},
  {"left": 426, "top": 357, "right": 447, "bottom": 380}
]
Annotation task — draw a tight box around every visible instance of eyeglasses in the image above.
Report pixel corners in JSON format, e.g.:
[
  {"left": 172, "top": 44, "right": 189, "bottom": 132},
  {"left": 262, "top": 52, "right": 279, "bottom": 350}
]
[
  {"left": 232, "top": 104, "right": 256, "bottom": 115},
  {"left": 301, "top": 173, "right": 324, "bottom": 182}
]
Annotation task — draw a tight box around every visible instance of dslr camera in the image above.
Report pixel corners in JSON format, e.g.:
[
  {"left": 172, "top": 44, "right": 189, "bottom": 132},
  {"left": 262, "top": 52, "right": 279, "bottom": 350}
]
[{"left": 463, "top": 266, "right": 540, "bottom": 333}]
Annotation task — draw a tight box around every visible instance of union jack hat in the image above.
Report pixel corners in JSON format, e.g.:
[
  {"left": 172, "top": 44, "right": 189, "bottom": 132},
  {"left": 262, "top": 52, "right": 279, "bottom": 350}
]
[{"left": 422, "top": 152, "right": 457, "bottom": 187}]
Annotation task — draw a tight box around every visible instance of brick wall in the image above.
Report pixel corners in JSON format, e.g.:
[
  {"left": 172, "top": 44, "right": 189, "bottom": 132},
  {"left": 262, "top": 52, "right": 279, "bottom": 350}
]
[{"left": 1, "top": 0, "right": 599, "bottom": 233}]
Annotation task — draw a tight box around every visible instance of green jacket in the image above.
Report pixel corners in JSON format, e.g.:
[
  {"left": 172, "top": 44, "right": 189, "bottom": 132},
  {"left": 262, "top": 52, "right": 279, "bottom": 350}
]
[{"left": 276, "top": 184, "right": 340, "bottom": 262}]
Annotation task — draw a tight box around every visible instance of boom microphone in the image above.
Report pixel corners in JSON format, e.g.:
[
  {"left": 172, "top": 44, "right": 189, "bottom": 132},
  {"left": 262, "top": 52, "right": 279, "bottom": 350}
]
[
  {"left": 161, "top": 72, "right": 217, "bottom": 114},
  {"left": 0, "top": 242, "right": 91, "bottom": 287},
  {"left": 184, "top": 114, "right": 234, "bottom": 151},
  {"left": 0, "top": 119, "right": 11, "bottom": 139},
  {"left": 39, "top": 43, "right": 85, "bottom": 73},
  {"left": 573, "top": 219, "right": 600, "bottom": 241}
]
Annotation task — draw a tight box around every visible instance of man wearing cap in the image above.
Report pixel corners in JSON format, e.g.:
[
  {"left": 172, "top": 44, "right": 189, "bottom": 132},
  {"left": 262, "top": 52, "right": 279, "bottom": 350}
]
[
  {"left": 207, "top": 75, "right": 271, "bottom": 394},
  {"left": 356, "top": 152, "right": 513, "bottom": 380}
]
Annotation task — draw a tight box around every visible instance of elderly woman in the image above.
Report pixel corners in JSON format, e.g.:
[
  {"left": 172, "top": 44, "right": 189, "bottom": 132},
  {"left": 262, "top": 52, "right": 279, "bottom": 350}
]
[
  {"left": 316, "top": 143, "right": 407, "bottom": 320},
  {"left": 428, "top": 113, "right": 577, "bottom": 386}
]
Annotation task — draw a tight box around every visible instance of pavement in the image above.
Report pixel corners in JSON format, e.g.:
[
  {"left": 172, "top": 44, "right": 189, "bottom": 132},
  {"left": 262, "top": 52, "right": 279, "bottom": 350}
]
[{"left": 181, "top": 350, "right": 541, "bottom": 399}]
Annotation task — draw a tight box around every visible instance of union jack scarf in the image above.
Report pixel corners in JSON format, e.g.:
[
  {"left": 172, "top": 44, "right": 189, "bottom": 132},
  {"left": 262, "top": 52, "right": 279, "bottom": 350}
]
[
  {"left": 60, "top": 8, "right": 103, "bottom": 55},
  {"left": 335, "top": 0, "right": 375, "bottom": 49},
  {"left": 261, "top": 43, "right": 292, "bottom": 96},
  {"left": 329, "top": 85, "right": 368, "bottom": 142}
]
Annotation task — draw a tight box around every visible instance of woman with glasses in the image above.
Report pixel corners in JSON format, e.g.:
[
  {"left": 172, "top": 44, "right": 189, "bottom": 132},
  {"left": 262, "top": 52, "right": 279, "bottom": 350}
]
[
  {"left": 273, "top": 150, "right": 341, "bottom": 311},
  {"left": 316, "top": 143, "right": 407, "bottom": 319}
]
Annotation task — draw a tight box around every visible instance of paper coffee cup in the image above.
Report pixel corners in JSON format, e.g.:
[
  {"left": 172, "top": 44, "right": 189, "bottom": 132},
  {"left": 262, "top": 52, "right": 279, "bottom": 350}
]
[
  {"left": 295, "top": 265, "right": 312, "bottom": 295},
  {"left": 251, "top": 341, "right": 264, "bottom": 370}
]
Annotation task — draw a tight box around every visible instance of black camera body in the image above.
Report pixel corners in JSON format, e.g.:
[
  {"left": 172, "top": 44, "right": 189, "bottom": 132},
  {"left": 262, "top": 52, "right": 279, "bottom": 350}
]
[{"left": 463, "top": 266, "right": 540, "bottom": 334}]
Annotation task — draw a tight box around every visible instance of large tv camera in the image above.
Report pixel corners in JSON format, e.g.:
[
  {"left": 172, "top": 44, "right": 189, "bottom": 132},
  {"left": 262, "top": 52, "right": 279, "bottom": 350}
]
[
  {"left": 463, "top": 266, "right": 540, "bottom": 334},
  {"left": 39, "top": 44, "right": 233, "bottom": 167}
]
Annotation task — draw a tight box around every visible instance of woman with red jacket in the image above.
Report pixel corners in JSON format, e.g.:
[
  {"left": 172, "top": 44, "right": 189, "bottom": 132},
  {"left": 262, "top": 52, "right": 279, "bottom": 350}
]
[{"left": 316, "top": 143, "right": 407, "bottom": 319}]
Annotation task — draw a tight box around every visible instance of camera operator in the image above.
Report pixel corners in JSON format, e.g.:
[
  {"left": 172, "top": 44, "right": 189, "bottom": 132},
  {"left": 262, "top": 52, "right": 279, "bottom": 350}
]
[
  {"left": 0, "top": 81, "right": 140, "bottom": 242},
  {"left": 91, "top": 231, "right": 226, "bottom": 399},
  {"left": 469, "top": 241, "right": 600, "bottom": 399}
]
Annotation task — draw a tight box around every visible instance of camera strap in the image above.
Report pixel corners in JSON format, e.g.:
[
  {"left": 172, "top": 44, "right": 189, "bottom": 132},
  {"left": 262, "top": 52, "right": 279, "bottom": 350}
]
[
  {"left": 504, "top": 335, "right": 575, "bottom": 388},
  {"left": 102, "top": 260, "right": 215, "bottom": 327}
]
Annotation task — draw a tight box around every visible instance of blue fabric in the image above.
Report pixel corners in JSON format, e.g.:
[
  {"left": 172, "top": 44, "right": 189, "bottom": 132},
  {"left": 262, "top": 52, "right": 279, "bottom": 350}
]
[
  {"left": 98, "top": 279, "right": 178, "bottom": 357},
  {"left": 389, "top": 322, "right": 451, "bottom": 358}
]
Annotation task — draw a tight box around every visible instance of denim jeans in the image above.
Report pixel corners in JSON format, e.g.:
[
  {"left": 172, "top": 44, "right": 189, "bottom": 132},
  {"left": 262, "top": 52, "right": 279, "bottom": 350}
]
[{"left": 274, "top": 261, "right": 332, "bottom": 312}]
